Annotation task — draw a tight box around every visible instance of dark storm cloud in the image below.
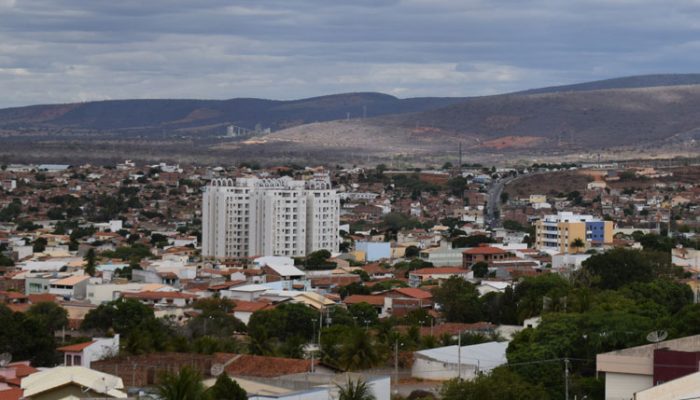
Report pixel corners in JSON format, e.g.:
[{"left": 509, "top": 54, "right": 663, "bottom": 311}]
[{"left": 1, "top": 0, "right": 700, "bottom": 107}]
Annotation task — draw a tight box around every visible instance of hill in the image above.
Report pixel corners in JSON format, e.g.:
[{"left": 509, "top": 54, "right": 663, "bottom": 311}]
[
  {"left": 263, "top": 84, "right": 700, "bottom": 154},
  {"left": 515, "top": 73, "right": 700, "bottom": 95},
  {"left": 0, "top": 93, "right": 466, "bottom": 135},
  {"left": 1, "top": 74, "right": 700, "bottom": 165}
]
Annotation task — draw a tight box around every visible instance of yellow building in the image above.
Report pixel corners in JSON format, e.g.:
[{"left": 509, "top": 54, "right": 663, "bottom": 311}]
[{"left": 535, "top": 212, "right": 613, "bottom": 253}]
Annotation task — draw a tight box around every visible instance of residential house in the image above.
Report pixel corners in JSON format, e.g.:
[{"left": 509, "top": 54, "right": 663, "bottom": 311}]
[
  {"left": 231, "top": 300, "right": 274, "bottom": 325},
  {"left": 462, "top": 245, "right": 510, "bottom": 268},
  {"left": 57, "top": 335, "right": 120, "bottom": 368},
  {"left": 48, "top": 275, "right": 90, "bottom": 300},
  {"left": 409, "top": 267, "right": 470, "bottom": 287},
  {"left": 20, "top": 366, "right": 127, "bottom": 399}
]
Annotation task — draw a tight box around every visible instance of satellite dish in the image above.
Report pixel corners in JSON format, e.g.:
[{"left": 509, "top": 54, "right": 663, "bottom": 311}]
[
  {"left": 0, "top": 353, "right": 12, "bottom": 367},
  {"left": 210, "top": 363, "right": 225, "bottom": 377},
  {"left": 89, "top": 376, "right": 117, "bottom": 394},
  {"left": 647, "top": 330, "right": 668, "bottom": 343}
]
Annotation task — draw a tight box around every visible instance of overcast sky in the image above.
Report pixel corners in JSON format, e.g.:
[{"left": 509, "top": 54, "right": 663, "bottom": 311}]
[{"left": 1, "top": 0, "right": 700, "bottom": 108}]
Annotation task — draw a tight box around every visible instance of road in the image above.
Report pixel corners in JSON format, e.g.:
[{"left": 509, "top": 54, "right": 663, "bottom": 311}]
[{"left": 485, "top": 175, "right": 515, "bottom": 228}]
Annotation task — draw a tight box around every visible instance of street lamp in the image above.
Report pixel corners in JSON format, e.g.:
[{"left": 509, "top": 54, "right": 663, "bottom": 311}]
[{"left": 394, "top": 339, "right": 404, "bottom": 386}]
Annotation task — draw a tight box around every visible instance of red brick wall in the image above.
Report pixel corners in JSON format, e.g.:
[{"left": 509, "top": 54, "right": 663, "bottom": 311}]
[{"left": 92, "top": 353, "right": 214, "bottom": 387}]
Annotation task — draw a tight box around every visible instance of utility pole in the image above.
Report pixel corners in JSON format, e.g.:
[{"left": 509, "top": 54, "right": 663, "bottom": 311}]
[
  {"left": 318, "top": 307, "right": 323, "bottom": 347},
  {"left": 394, "top": 340, "right": 399, "bottom": 385},
  {"left": 458, "top": 142, "right": 462, "bottom": 170},
  {"left": 564, "top": 358, "right": 570, "bottom": 400},
  {"left": 457, "top": 331, "right": 462, "bottom": 380}
]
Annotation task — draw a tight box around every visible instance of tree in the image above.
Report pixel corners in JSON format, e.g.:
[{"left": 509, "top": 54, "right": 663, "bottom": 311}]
[
  {"left": 581, "top": 248, "right": 672, "bottom": 290},
  {"left": 338, "top": 282, "right": 371, "bottom": 299},
  {"left": 26, "top": 302, "right": 68, "bottom": 332},
  {"left": 447, "top": 177, "right": 467, "bottom": 196},
  {"left": 189, "top": 298, "right": 245, "bottom": 338},
  {"left": 0, "top": 200, "right": 21, "bottom": 222},
  {"left": 82, "top": 298, "right": 157, "bottom": 336},
  {"left": 337, "top": 328, "right": 381, "bottom": 371},
  {"left": 207, "top": 374, "right": 247, "bottom": 400},
  {"left": 570, "top": 238, "right": 585, "bottom": 254},
  {"left": 348, "top": 302, "right": 379, "bottom": 327},
  {"left": 431, "top": 277, "right": 483, "bottom": 322},
  {"left": 451, "top": 234, "right": 493, "bottom": 249},
  {"left": 157, "top": 366, "right": 207, "bottom": 400},
  {"left": 336, "top": 378, "right": 376, "bottom": 400},
  {"left": 440, "top": 367, "right": 549, "bottom": 400},
  {"left": 247, "top": 303, "right": 317, "bottom": 355},
  {"left": 405, "top": 245, "right": 420, "bottom": 258},
  {"left": 0, "top": 304, "right": 60, "bottom": 366},
  {"left": 514, "top": 274, "right": 570, "bottom": 322},
  {"left": 503, "top": 219, "right": 527, "bottom": 232},
  {"left": 32, "top": 237, "right": 47, "bottom": 253},
  {"left": 471, "top": 261, "right": 489, "bottom": 278},
  {"left": 84, "top": 248, "right": 96, "bottom": 277}
]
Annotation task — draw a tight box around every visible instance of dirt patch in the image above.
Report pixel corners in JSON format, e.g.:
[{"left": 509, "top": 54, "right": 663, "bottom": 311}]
[
  {"left": 506, "top": 170, "right": 593, "bottom": 198},
  {"left": 480, "top": 135, "right": 547, "bottom": 150}
]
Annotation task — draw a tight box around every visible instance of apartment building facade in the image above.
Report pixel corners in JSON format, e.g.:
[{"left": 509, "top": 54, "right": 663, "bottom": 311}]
[
  {"left": 535, "top": 211, "right": 613, "bottom": 253},
  {"left": 202, "top": 174, "right": 339, "bottom": 259}
]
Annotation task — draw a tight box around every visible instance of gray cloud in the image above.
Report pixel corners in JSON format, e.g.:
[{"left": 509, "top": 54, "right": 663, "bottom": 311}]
[{"left": 0, "top": 0, "right": 700, "bottom": 107}]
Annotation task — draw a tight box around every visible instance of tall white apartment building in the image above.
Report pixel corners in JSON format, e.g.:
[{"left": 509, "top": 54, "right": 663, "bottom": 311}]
[{"left": 202, "top": 174, "right": 339, "bottom": 259}]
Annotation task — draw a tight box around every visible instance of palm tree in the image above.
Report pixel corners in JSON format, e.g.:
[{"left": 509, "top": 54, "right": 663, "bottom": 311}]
[
  {"left": 336, "top": 378, "right": 376, "bottom": 400},
  {"left": 570, "top": 238, "right": 585, "bottom": 254},
  {"left": 338, "top": 328, "right": 381, "bottom": 371},
  {"left": 84, "top": 248, "right": 96, "bottom": 276},
  {"left": 156, "top": 366, "right": 207, "bottom": 400},
  {"left": 206, "top": 374, "right": 247, "bottom": 400}
]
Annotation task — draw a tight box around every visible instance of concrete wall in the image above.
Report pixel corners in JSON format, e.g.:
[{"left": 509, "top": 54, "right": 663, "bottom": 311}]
[
  {"left": 604, "top": 372, "right": 652, "bottom": 400},
  {"left": 355, "top": 242, "right": 391, "bottom": 262},
  {"left": 411, "top": 357, "right": 477, "bottom": 381}
]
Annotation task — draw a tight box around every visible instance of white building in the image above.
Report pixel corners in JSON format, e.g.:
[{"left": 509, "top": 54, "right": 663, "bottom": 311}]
[
  {"left": 49, "top": 275, "right": 91, "bottom": 300},
  {"left": 412, "top": 341, "right": 508, "bottom": 381},
  {"left": 57, "top": 335, "right": 120, "bottom": 368},
  {"left": 202, "top": 174, "right": 339, "bottom": 259}
]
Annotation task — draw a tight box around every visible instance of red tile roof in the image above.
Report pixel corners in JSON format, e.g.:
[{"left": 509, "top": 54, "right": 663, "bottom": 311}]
[
  {"left": 28, "top": 294, "right": 58, "bottom": 304},
  {"left": 310, "top": 276, "right": 361, "bottom": 288},
  {"left": 6, "top": 304, "right": 29, "bottom": 313},
  {"left": 232, "top": 300, "right": 273, "bottom": 313},
  {"left": 411, "top": 267, "right": 467, "bottom": 275},
  {"left": 57, "top": 341, "right": 95, "bottom": 352},
  {"left": 343, "top": 295, "right": 385, "bottom": 306},
  {"left": 0, "top": 291, "right": 27, "bottom": 300},
  {"left": 207, "top": 280, "right": 246, "bottom": 291},
  {"left": 122, "top": 291, "right": 196, "bottom": 300},
  {"left": 0, "top": 387, "right": 23, "bottom": 400},
  {"left": 462, "top": 246, "right": 507, "bottom": 255},
  {"left": 8, "top": 362, "right": 37, "bottom": 379},
  {"left": 391, "top": 287, "right": 433, "bottom": 300}
]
